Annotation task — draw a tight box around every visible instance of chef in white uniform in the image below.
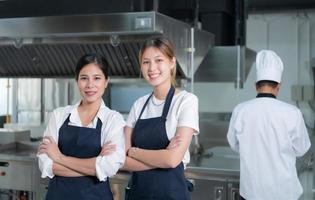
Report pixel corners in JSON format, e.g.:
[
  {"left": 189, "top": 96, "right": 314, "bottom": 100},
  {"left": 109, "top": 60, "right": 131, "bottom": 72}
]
[{"left": 227, "top": 50, "right": 311, "bottom": 200}]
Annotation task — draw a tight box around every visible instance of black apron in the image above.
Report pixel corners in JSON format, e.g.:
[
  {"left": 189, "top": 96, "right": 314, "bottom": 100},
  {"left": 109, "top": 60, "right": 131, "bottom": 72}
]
[
  {"left": 130, "top": 86, "right": 190, "bottom": 200},
  {"left": 46, "top": 115, "right": 113, "bottom": 200}
]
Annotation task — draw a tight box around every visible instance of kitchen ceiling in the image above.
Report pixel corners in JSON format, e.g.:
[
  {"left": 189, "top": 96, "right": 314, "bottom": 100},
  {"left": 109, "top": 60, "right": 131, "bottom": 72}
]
[
  {"left": 249, "top": 0, "right": 315, "bottom": 11},
  {"left": 0, "top": 0, "right": 314, "bottom": 19}
]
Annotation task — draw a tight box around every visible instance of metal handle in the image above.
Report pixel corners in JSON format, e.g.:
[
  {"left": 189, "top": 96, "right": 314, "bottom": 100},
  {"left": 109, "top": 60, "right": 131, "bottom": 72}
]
[
  {"left": 0, "top": 162, "right": 9, "bottom": 167},
  {"left": 231, "top": 188, "right": 239, "bottom": 200},
  {"left": 187, "top": 179, "right": 195, "bottom": 186},
  {"left": 214, "top": 187, "right": 223, "bottom": 200},
  {"left": 186, "top": 179, "right": 195, "bottom": 192}
]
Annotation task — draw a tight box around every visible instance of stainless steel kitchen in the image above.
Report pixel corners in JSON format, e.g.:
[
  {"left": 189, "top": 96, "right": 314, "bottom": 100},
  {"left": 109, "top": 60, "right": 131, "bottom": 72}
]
[{"left": 0, "top": 0, "right": 315, "bottom": 200}]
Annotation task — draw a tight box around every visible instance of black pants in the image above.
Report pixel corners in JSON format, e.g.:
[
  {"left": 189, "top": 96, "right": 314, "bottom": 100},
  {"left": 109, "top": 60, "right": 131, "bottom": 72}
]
[{"left": 240, "top": 196, "right": 246, "bottom": 200}]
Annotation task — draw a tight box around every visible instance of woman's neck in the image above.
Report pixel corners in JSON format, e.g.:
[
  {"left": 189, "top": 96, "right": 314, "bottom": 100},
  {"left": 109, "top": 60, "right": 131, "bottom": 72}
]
[
  {"left": 153, "top": 82, "right": 172, "bottom": 100},
  {"left": 78, "top": 99, "right": 102, "bottom": 126},
  {"left": 79, "top": 99, "right": 101, "bottom": 112}
]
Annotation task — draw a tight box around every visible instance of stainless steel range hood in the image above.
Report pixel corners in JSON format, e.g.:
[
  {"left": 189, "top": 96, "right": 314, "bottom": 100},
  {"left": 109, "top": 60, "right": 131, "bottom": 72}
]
[
  {"left": 194, "top": 46, "right": 256, "bottom": 87},
  {"left": 0, "top": 11, "right": 214, "bottom": 78}
]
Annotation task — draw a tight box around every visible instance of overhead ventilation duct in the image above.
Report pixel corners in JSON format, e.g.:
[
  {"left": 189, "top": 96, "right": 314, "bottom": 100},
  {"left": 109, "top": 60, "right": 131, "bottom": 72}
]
[
  {"left": 0, "top": 11, "right": 214, "bottom": 78},
  {"left": 194, "top": 46, "right": 256, "bottom": 88}
]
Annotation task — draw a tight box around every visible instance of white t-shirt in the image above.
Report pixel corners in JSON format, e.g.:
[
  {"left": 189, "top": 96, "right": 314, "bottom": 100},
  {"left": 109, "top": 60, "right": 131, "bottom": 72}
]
[
  {"left": 126, "top": 90, "right": 199, "bottom": 165},
  {"left": 37, "top": 100, "right": 126, "bottom": 181}
]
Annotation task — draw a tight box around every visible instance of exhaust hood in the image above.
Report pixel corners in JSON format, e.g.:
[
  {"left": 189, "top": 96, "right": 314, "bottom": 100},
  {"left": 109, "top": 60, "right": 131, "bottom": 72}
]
[
  {"left": 195, "top": 46, "right": 256, "bottom": 87},
  {"left": 0, "top": 11, "right": 214, "bottom": 78}
]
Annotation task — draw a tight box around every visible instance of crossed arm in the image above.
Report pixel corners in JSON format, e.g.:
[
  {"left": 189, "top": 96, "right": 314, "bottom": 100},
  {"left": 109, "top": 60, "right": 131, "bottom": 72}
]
[
  {"left": 38, "top": 137, "right": 116, "bottom": 177},
  {"left": 121, "top": 126, "right": 194, "bottom": 171}
]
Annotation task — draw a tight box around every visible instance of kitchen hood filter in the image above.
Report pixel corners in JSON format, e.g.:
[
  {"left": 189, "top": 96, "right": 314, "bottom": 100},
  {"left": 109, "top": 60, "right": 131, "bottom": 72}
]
[{"left": 0, "top": 11, "right": 214, "bottom": 78}]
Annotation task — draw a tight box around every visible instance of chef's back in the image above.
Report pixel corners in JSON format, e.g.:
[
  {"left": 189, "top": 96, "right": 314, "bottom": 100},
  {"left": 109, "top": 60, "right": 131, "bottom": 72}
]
[{"left": 227, "top": 50, "right": 311, "bottom": 200}]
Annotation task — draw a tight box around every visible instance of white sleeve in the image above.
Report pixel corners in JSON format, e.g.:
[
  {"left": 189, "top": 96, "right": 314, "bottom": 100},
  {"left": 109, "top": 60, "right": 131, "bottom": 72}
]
[
  {"left": 126, "top": 101, "right": 138, "bottom": 128},
  {"left": 177, "top": 94, "right": 199, "bottom": 134},
  {"left": 290, "top": 110, "right": 311, "bottom": 157},
  {"left": 227, "top": 108, "right": 240, "bottom": 153},
  {"left": 37, "top": 110, "right": 59, "bottom": 179},
  {"left": 95, "top": 113, "right": 126, "bottom": 181}
]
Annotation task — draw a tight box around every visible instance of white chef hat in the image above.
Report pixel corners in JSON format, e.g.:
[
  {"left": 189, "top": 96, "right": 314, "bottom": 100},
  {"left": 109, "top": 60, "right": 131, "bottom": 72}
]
[{"left": 256, "top": 50, "right": 283, "bottom": 83}]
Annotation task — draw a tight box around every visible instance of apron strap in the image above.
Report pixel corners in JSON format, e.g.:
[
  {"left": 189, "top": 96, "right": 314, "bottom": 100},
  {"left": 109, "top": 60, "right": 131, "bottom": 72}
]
[
  {"left": 63, "top": 114, "right": 103, "bottom": 131},
  {"left": 95, "top": 118, "right": 103, "bottom": 132},
  {"left": 161, "top": 86, "right": 175, "bottom": 120},
  {"left": 63, "top": 114, "right": 71, "bottom": 125},
  {"left": 137, "top": 86, "right": 175, "bottom": 121},
  {"left": 137, "top": 93, "right": 153, "bottom": 121}
]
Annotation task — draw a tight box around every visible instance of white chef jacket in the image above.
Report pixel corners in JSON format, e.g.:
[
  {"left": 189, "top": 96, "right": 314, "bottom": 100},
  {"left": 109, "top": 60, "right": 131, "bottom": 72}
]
[
  {"left": 126, "top": 90, "right": 199, "bottom": 166},
  {"left": 227, "top": 97, "right": 311, "bottom": 200},
  {"left": 37, "top": 100, "right": 126, "bottom": 181}
]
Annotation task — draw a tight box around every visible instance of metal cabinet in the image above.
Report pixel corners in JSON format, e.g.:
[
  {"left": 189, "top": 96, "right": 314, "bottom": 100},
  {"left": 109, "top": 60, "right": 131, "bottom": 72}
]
[
  {"left": 0, "top": 158, "right": 38, "bottom": 200},
  {"left": 190, "top": 179, "right": 240, "bottom": 200},
  {"left": 227, "top": 181, "right": 240, "bottom": 200},
  {"left": 0, "top": 159, "right": 34, "bottom": 191},
  {"left": 190, "top": 179, "right": 226, "bottom": 200},
  {"left": 34, "top": 174, "right": 240, "bottom": 200}
]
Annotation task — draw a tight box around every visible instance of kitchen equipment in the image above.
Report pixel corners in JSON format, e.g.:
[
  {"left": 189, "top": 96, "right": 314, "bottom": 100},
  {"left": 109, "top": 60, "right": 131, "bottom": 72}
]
[
  {"left": 0, "top": 128, "right": 30, "bottom": 147},
  {"left": 0, "top": 11, "right": 214, "bottom": 79},
  {"left": 187, "top": 146, "right": 240, "bottom": 200},
  {"left": 0, "top": 128, "right": 39, "bottom": 200},
  {"left": 4, "top": 124, "right": 46, "bottom": 139}
]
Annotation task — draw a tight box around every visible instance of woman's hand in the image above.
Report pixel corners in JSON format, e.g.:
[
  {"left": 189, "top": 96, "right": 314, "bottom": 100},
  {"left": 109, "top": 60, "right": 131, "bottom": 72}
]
[
  {"left": 167, "top": 134, "right": 182, "bottom": 150},
  {"left": 126, "top": 134, "right": 182, "bottom": 159},
  {"left": 127, "top": 147, "right": 138, "bottom": 158},
  {"left": 99, "top": 142, "right": 116, "bottom": 156},
  {"left": 38, "top": 136, "right": 63, "bottom": 163}
]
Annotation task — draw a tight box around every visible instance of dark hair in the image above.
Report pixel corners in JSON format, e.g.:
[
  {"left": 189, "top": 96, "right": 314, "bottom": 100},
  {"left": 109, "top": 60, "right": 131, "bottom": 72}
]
[
  {"left": 75, "top": 53, "right": 109, "bottom": 81},
  {"left": 139, "top": 35, "right": 177, "bottom": 86},
  {"left": 256, "top": 80, "right": 279, "bottom": 88}
]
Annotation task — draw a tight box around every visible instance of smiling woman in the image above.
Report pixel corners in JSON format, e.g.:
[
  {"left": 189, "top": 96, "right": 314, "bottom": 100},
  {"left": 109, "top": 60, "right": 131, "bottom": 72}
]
[
  {"left": 122, "top": 36, "right": 199, "bottom": 200},
  {"left": 37, "top": 53, "right": 126, "bottom": 200}
]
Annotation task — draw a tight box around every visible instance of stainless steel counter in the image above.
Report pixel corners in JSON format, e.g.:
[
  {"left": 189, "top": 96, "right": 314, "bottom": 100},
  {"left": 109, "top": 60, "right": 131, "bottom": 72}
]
[
  {"left": 0, "top": 149, "right": 37, "bottom": 162},
  {"left": 186, "top": 147, "right": 240, "bottom": 182},
  {"left": 0, "top": 143, "right": 241, "bottom": 200},
  {"left": 108, "top": 146, "right": 241, "bottom": 200},
  {"left": 0, "top": 144, "right": 241, "bottom": 181},
  {"left": 1, "top": 143, "right": 312, "bottom": 200},
  {"left": 0, "top": 141, "right": 39, "bottom": 161},
  {"left": 0, "top": 142, "right": 239, "bottom": 200},
  {"left": 109, "top": 146, "right": 240, "bottom": 182},
  {"left": 0, "top": 141, "right": 39, "bottom": 198}
]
